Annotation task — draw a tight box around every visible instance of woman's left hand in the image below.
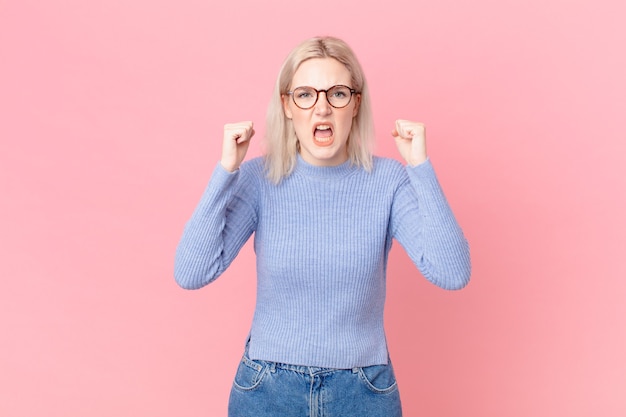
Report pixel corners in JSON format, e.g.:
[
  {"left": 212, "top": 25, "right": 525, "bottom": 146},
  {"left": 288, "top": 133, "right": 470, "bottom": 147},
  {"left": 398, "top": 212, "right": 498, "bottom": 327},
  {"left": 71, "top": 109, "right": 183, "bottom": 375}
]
[{"left": 391, "top": 119, "right": 427, "bottom": 166}]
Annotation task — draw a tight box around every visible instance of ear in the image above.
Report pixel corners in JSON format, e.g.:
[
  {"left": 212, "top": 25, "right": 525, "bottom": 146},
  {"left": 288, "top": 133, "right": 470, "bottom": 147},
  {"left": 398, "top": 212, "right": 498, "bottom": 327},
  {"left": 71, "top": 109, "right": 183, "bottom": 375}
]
[
  {"left": 282, "top": 94, "right": 293, "bottom": 119},
  {"left": 352, "top": 93, "right": 361, "bottom": 118}
]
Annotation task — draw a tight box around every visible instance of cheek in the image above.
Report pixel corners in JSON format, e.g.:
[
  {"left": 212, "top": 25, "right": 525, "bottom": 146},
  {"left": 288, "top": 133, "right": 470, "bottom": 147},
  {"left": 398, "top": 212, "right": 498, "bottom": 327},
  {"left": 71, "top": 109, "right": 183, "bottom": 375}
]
[
  {"left": 339, "top": 114, "right": 355, "bottom": 134},
  {"left": 291, "top": 114, "right": 310, "bottom": 135}
]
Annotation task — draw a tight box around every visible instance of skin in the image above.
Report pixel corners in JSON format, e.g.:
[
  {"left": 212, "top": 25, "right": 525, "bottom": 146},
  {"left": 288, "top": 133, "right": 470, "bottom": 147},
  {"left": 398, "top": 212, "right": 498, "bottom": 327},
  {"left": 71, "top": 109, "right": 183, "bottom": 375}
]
[
  {"left": 220, "top": 61, "right": 428, "bottom": 172},
  {"left": 392, "top": 119, "right": 427, "bottom": 166},
  {"left": 282, "top": 58, "right": 359, "bottom": 167}
]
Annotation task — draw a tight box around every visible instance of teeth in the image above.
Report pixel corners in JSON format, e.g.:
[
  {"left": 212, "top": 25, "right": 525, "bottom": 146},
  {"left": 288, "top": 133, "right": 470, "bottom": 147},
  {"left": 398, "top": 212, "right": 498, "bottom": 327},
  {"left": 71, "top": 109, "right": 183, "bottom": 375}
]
[{"left": 316, "top": 125, "right": 330, "bottom": 130}]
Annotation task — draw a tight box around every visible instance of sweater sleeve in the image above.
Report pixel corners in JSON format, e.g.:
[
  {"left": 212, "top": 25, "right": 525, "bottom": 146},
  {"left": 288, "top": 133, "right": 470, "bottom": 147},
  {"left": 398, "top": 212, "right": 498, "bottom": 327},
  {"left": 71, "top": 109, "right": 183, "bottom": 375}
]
[
  {"left": 390, "top": 158, "right": 471, "bottom": 290},
  {"left": 174, "top": 162, "right": 258, "bottom": 290}
]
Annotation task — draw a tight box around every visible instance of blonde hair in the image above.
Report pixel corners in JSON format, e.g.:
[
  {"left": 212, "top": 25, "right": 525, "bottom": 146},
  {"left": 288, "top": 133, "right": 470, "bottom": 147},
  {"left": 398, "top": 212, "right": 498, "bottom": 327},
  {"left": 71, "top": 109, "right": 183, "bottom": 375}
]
[{"left": 264, "top": 36, "right": 374, "bottom": 183}]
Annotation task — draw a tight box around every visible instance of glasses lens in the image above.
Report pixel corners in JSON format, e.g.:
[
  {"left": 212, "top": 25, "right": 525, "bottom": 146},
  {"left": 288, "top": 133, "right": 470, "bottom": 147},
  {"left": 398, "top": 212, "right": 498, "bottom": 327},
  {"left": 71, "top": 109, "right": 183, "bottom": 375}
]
[
  {"left": 293, "top": 87, "right": 317, "bottom": 109},
  {"left": 327, "top": 86, "right": 352, "bottom": 108}
]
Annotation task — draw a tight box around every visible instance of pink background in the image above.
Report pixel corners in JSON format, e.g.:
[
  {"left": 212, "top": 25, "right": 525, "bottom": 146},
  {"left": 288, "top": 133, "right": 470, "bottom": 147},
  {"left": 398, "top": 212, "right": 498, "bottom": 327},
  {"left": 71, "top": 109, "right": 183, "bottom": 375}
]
[{"left": 1, "top": 0, "right": 625, "bottom": 416}]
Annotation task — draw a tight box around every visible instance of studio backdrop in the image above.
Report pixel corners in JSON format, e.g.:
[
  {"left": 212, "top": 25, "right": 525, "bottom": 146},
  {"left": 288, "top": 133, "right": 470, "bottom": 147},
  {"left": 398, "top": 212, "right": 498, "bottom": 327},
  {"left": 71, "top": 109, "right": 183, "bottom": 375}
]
[{"left": 1, "top": 0, "right": 625, "bottom": 416}]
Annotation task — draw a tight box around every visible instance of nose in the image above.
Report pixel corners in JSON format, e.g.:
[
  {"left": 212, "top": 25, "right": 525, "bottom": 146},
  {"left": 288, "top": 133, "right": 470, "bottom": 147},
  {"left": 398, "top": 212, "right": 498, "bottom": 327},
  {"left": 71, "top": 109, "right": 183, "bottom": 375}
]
[{"left": 314, "top": 91, "right": 332, "bottom": 115}]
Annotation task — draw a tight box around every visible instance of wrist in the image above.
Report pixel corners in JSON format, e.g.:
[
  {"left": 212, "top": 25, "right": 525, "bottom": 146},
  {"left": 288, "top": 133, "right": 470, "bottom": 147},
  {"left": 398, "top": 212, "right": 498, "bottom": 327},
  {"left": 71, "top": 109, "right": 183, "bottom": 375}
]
[
  {"left": 407, "top": 153, "right": 427, "bottom": 166},
  {"left": 220, "top": 160, "right": 238, "bottom": 173}
]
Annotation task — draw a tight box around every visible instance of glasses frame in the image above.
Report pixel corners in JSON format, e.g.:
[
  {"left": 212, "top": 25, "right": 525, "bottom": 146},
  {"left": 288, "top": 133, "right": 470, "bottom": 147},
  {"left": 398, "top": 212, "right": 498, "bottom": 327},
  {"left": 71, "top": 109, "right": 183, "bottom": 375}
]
[{"left": 286, "top": 85, "right": 359, "bottom": 109}]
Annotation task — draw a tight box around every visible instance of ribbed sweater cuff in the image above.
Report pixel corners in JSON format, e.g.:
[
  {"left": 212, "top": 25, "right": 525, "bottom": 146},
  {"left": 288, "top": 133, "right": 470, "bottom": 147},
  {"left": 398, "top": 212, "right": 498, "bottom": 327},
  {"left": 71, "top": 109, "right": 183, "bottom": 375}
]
[
  {"left": 405, "top": 158, "right": 451, "bottom": 211},
  {"left": 194, "top": 162, "right": 240, "bottom": 214}
]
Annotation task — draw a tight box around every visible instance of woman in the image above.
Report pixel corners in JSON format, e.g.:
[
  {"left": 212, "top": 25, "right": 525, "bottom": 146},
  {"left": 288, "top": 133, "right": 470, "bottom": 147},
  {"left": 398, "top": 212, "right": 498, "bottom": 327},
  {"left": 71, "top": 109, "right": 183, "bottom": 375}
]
[{"left": 175, "top": 36, "right": 470, "bottom": 417}]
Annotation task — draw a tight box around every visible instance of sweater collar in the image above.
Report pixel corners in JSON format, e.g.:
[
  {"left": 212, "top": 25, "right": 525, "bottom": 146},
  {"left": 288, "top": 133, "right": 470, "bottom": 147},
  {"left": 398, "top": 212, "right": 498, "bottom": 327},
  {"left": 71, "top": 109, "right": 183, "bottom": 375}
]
[{"left": 294, "top": 154, "right": 358, "bottom": 179}]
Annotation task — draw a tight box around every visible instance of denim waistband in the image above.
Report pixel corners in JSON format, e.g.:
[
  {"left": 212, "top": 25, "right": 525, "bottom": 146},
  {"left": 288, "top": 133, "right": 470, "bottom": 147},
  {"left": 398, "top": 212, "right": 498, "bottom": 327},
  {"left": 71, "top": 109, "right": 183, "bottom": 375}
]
[
  {"left": 270, "top": 360, "right": 359, "bottom": 375},
  {"left": 243, "top": 336, "right": 364, "bottom": 375}
]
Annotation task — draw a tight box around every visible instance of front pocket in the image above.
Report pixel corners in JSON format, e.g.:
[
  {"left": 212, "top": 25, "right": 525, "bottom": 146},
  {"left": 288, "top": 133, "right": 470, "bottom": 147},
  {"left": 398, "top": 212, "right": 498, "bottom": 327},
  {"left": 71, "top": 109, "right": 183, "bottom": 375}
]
[
  {"left": 357, "top": 363, "right": 398, "bottom": 394},
  {"left": 232, "top": 356, "right": 269, "bottom": 391}
]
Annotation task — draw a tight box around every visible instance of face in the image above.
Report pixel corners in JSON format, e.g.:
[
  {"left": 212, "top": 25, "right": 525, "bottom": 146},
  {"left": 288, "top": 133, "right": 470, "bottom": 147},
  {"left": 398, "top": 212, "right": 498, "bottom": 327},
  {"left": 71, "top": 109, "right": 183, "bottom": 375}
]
[{"left": 282, "top": 58, "right": 360, "bottom": 167}]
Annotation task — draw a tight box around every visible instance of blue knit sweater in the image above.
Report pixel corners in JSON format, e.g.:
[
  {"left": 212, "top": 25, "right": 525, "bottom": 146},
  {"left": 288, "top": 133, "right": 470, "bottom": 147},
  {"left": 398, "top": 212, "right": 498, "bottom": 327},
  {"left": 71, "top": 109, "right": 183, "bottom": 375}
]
[{"left": 174, "top": 155, "right": 470, "bottom": 368}]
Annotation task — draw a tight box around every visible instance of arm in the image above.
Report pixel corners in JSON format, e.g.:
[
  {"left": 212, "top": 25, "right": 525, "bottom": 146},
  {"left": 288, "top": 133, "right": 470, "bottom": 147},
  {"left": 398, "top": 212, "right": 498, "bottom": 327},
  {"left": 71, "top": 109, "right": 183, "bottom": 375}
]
[
  {"left": 174, "top": 163, "right": 258, "bottom": 289},
  {"left": 391, "top": 119, "right": 471, "bottom": 289},
  {"left": 174, "top": 121, "right": 257, "bottom": 289},
  {"left": 391, "top": 159, "right": 471, "bottom": 290}
]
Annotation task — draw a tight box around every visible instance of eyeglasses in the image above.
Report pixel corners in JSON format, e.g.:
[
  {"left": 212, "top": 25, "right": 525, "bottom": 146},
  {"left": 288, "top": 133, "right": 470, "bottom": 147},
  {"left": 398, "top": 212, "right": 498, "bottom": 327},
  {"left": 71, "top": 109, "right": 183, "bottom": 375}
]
[{"left": 287, "top": 85, "right": 358, "bottom": 109}]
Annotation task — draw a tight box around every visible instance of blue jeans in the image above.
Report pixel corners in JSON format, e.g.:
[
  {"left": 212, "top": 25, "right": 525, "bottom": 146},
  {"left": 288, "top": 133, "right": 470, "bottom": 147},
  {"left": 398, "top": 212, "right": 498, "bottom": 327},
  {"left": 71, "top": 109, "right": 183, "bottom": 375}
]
[{"left": 228, "top": 342, "right": 402, "bottom": 417}]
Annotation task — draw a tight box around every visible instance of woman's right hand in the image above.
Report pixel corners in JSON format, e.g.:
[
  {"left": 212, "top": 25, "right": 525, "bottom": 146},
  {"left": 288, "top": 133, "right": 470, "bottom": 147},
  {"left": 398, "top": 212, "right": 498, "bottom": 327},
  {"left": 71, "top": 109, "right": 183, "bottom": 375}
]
[{"left": 220, "top": 121, "right": 255, "bottom": 172}]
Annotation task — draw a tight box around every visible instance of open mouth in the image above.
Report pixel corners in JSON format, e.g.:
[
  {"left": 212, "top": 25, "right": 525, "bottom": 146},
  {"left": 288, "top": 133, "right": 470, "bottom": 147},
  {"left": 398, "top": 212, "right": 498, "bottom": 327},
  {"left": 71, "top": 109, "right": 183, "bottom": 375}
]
[{"left": 313, "top": 124, "right": 334, "bottom": 146}]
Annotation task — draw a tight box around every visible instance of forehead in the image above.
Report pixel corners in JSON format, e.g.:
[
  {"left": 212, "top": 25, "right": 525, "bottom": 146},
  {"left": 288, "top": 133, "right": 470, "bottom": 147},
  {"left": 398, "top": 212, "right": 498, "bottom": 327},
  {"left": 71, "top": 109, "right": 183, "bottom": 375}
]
[{"left": 291, "top": 58, "right": 352, "bottom": 88}]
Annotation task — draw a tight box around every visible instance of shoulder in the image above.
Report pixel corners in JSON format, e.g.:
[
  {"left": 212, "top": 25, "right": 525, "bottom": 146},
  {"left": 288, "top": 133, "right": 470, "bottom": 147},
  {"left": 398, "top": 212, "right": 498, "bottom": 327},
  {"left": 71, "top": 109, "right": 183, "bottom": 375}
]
[
  {"left": 222, "top": 158, "right": 265, "bottom": 201},
  {"left": 371, "top": 156, "right": 408, "bottom": 182},
  {"left": 240, "top": 156, "right": 265, "bottom": 174},
  {"left": 237, "top": 157, "right": 267, "bottom": 184}
]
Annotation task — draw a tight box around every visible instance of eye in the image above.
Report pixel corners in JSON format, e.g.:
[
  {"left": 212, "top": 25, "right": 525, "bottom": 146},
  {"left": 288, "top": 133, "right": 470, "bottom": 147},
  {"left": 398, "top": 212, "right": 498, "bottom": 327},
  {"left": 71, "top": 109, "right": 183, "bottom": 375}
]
[
  {"left": 294, "top": 87, "right": 315, "bottom": 99},
  {"left": 330, "top": 86, "right": 350, "bottom": 98}
]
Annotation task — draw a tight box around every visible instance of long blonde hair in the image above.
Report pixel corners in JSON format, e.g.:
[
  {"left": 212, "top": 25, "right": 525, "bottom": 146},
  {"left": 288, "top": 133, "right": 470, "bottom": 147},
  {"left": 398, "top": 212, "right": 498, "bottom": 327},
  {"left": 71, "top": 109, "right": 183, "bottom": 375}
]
[{"left": 264, "top": 36, "right": 374, "bottom": 183}]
